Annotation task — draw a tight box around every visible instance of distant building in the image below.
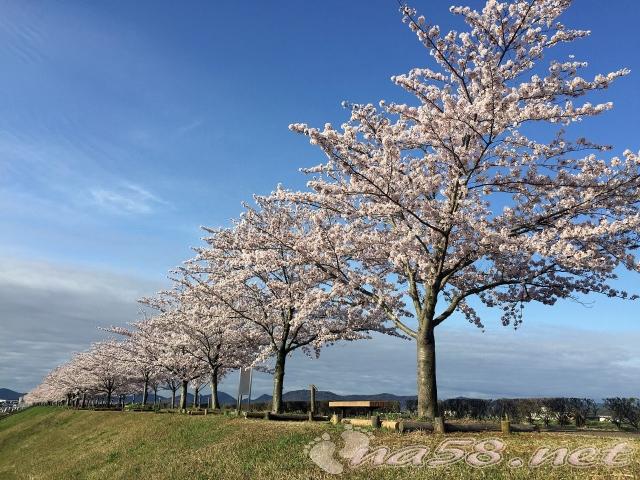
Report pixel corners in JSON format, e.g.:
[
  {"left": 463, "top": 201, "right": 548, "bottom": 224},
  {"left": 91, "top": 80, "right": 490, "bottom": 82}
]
[{"left": 0, "top": 399, "right": 20, "bottom": 413}]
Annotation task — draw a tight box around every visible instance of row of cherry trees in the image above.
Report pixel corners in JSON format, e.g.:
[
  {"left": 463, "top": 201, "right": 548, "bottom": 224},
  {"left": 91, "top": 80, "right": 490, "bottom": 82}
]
[
  {"left": 25, "top": 196, "right": 395, "bottom": 413},
  {"left": 26, "top": 0, "right": 640, "bottom": 418}
]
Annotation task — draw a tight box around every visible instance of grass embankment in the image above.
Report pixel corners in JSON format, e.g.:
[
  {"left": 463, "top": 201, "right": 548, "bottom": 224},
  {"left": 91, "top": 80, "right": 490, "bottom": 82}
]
[{"left": 0, "top": 407, "right": 638, "bottom": 479}]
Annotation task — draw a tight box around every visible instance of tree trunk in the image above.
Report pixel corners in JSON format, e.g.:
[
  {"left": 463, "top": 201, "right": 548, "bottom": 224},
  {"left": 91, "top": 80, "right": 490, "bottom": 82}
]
[
  {"left": 171, "top": 389, "right": 176, "bottom": 409},
  {"left": 210, "top": 369, "right": 220, "bottom": 409},
  {"left": 193, "top": 386, "right": 199, "bottom": 408},
  {"left": 107, "top": 390, "right": 112, "bottom": 407},
  {"left": 81, "top": 392, "right": 86, "bottom": 408},
  {"left": 142, "top": 377, "right": 149, "bottom": 405},
  {"left": 179, "top": 380, "right": 188, "bottom": 410},
  {"left": 416, "top": 325, "right": 438, "bottom": 420},
  {"left": 271, "top": 348, "right": 287, "bottom": 414}
]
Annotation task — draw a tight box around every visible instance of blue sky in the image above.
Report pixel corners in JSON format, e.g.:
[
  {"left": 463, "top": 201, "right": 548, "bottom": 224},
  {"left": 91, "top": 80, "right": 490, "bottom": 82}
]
[{"left": 1, "top": 1, "right": 639, "bottom": 396}]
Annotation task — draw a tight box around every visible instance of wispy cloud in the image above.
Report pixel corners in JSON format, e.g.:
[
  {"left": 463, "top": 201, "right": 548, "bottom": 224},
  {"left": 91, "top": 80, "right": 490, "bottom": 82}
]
[
  {"left": 90, "top": 182, "right": 169, "bottom": 215},
  {"left": 176, "top": 119, "right": 204, "bottom": 136},
  {"left": 0, "top": 2, "right": 49, "bottom": 66},
  {"left": 0, "top": 130, "right": 171, "bottom": 219}
]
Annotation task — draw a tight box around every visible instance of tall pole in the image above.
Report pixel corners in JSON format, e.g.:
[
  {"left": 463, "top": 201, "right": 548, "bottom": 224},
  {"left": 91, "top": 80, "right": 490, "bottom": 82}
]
[
  {"left": 247, "top": 368, "right": 253, "bottom": 411},
  {"left": 236, "top": 368, "right": 242, "bottom": 413}
]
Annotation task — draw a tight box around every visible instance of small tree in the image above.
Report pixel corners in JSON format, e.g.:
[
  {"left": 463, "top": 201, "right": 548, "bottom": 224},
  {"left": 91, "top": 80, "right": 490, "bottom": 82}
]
[
  {"left": 491, "top": 398, "right": 520, "bottom": 422},
  {"left": 544, "top": 397, "right": 571, "bottom": 426},
  {"left": 516, "top": 398, "right": 542, "bottom": 424},
  {"left": 567, "top": 397, "right": 595, "bottom": 427},
  {"left": 603, "top": 398, "right": 640, "bottom": 430},
  {"left": 163, "top": 376, "right": 180, "bottom": 409}
]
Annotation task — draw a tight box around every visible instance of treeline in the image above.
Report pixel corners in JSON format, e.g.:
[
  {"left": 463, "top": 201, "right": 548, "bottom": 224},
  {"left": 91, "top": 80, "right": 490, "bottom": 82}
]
[{"left": 398, "top": 397, "right": 640, "bottom": 430}]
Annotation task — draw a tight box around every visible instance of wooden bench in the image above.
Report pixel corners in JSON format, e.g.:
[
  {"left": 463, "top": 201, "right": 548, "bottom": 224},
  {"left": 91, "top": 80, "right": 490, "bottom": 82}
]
[
  {"left": 187, "top": 409, "right": 208, "bottom": 416},
  {"left": 328, "top": 401, "right": 394, "bottom": 418}
]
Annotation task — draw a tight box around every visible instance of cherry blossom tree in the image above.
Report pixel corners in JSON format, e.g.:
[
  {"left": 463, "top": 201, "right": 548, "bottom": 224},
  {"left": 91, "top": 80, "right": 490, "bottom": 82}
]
[
  {"left": 187, "top": 196, "right": 393, "bottom": 413},
  {"left": 109, "top": 315, "right": 206, "bottom": 411},
  {"left": 93, "top": 334, "right": 162, "bottom": 406},
  {"left": 36, "top": 362, "right": 86, "bottom": 406},
  {"left": 287, "top": 0, "right": 640, "bottom": 418},
  {"left": 73, "top": 342, "right": 131, "bottom": 406},
  {"left": 143, "top": 281, "right": 259, "bottom": 410},
  {"left": 24, "top": 381, "right": 66, "bottom": 406},
  {"left": 163, "top": 376, "right": 180, "bottom": 409}
]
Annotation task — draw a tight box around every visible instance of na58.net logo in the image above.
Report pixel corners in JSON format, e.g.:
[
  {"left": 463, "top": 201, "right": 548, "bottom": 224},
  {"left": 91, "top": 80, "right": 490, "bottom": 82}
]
[{"left": 303, "top": 426, "right": 635, "bottom": 475}]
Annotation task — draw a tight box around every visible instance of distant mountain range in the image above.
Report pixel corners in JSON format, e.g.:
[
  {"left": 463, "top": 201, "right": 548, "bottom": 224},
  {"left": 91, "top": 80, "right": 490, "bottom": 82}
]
[
  {"left": 0, "top": 388, "right": 25, "bottom": 401},
  {"left": 2, "top": 387, "right": 606, "bottom": 410},
  {"left": 1, "top": 387, "right": 414, "bottom": 406},
  {"left": 249, "top": 390, "right": 417, "bottom": 408},
  {"left": 119, "top": 391, "right": 237, "bottom": 405},
  {"left": 114, "top": 390, "right": 416, "bottom": 407},
  {"left": 139, "top": 389, "right": 415, "bottom": 407}
]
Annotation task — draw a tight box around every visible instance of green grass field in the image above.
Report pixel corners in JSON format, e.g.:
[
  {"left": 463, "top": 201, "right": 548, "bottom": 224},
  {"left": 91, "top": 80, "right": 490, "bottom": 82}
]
[{"left": 0, "top": 407, "right": 638, "bottom": 479}]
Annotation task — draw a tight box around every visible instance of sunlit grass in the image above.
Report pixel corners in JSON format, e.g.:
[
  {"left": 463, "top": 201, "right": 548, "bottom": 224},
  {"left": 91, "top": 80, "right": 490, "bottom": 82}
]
[{"left": 0, "top": 407, "right": 638, "bottom": 479}]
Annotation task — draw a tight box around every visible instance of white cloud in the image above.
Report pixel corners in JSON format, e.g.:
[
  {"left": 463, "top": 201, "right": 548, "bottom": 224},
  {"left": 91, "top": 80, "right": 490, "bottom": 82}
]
[
  {"left": 0, "top": 257, "right": 164, "bottom": 392},
  {"left": 3, "top": 256, "right": 639, "bottom": 401},
  {"left": 0, "top": 257, "right": 158, "bottom": 300},
  {"left": 220, "top": 326, "right": 640, "bottom": 400}
]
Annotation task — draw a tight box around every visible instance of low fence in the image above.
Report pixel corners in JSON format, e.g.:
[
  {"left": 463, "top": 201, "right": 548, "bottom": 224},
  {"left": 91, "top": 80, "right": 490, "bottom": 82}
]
[
  {"left": 394, "top": 419, "right": 536, "bottom": 434},
  {"left": 244, "top": 411, "right": 329, "bottom": 421},
  {"left": 0, "top": 405, "right": 30, "bottom": 421}
]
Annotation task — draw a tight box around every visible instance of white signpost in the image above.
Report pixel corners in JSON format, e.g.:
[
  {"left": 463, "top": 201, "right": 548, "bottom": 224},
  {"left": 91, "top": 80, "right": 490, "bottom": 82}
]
[{"left": 236, "top": 367, "right": 252, "bottom": 412}]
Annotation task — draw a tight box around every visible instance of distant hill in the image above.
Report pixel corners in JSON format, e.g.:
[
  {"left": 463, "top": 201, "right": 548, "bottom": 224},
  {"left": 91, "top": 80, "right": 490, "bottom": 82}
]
[
  {"left": 252, "top": 394, "right": 273, "bottom": 404},
  {"left": 198, "top": 391, "right": 236, "bottom": 405},
  {"left": 0, "top": 388, "right": 24, "bottom": 401}
]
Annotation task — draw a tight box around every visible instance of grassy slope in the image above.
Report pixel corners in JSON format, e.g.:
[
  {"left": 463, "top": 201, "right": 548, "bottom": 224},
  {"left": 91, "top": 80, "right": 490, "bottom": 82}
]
[{"left": 0, "top": 407, "right": 638, "bottom": 479}]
